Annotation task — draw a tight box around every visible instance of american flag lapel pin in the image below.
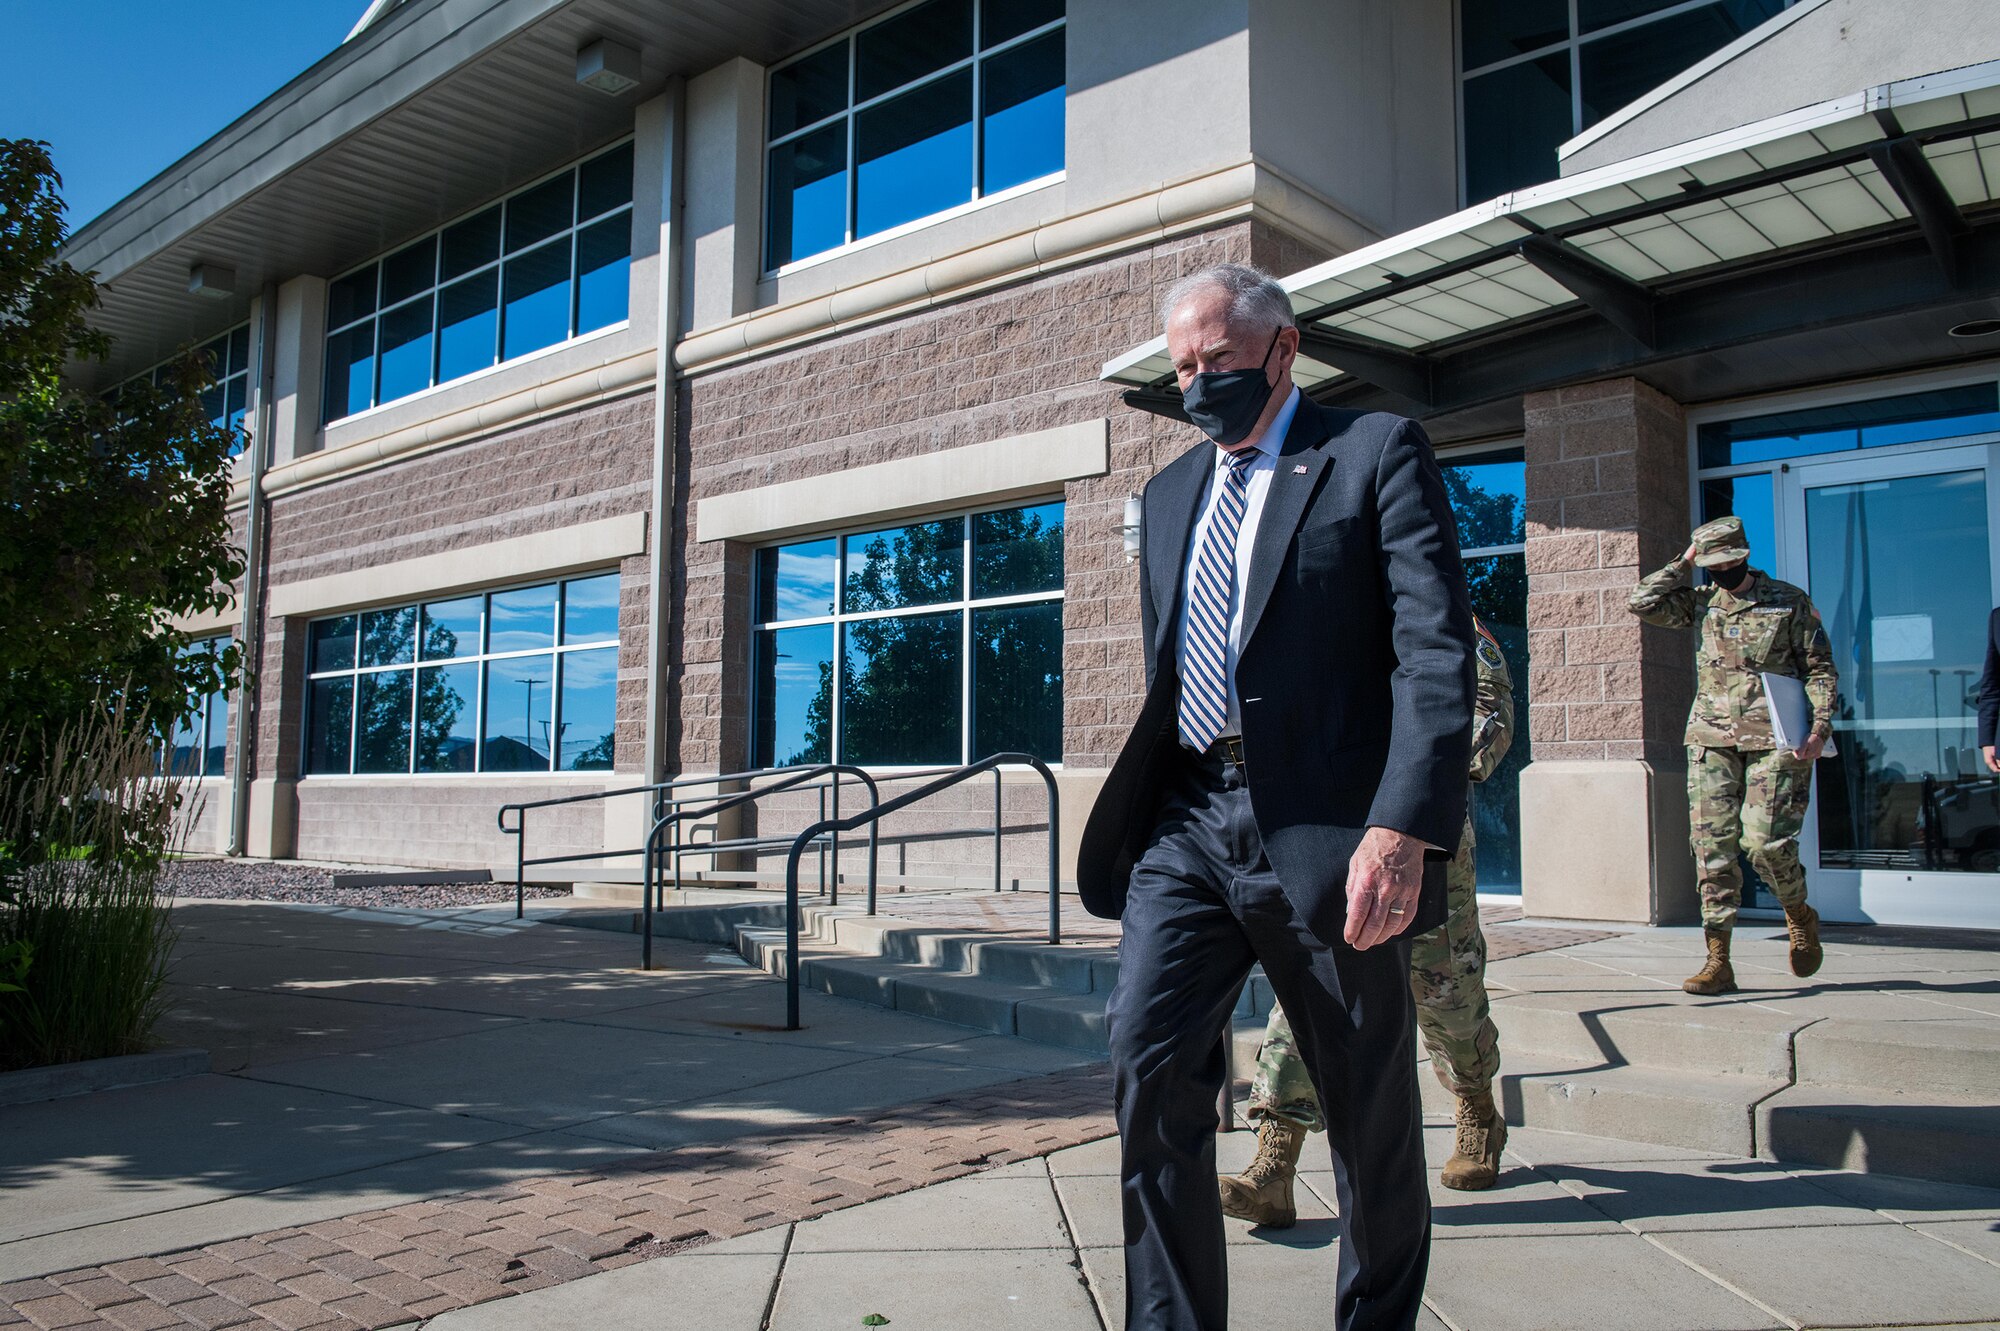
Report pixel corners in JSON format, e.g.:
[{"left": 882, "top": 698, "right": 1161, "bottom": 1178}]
[{"left": 1291, "top": 463, "right": 1308, "bottom": 474}]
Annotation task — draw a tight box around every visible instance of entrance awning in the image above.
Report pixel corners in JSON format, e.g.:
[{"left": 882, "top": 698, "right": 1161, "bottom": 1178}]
[{"left": 1104, "top": 59, "right": 2000, "bottom": 425}]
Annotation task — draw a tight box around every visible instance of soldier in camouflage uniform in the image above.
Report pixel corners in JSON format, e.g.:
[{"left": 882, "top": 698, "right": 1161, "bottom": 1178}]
[
  {"left": 1627, "top": 515, "right": 1839, "bottom": 996},
  {"left": 1217, "top": 616, "right": 1515, "bottom": 1227}
]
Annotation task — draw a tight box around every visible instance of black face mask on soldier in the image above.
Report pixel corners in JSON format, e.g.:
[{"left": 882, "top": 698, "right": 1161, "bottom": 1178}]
[
  {"left": 1711, "top": 562, "right": 1751, "bottom": 592},
  {"left": 1181, "top": 330, "right": 1283, "bottom": 447}
]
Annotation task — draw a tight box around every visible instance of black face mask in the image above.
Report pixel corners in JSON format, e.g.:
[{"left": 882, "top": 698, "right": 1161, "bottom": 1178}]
[
  {"left": 1181, "top": 330, "right": 1282, "bottom": 447},
  {"left": 1711, "top": 563, "right": 1751, "bottom": 591}
]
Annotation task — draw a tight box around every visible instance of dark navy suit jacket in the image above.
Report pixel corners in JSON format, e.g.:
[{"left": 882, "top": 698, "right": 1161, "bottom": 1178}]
[
  {"left": 1979, "top": 606, "right": 2000, "bottom": 749},
  {"left": 1076, "top": 396, "right": 1475, "bottom": 947}
]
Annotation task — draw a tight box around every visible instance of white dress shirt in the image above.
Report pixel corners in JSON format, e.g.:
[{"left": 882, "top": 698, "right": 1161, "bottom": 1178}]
[{"left": 1178, "top": 386, "right": 1301, "bottom": 739}]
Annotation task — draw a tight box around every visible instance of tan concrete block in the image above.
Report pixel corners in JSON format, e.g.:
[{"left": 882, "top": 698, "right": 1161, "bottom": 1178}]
[{"left": 1565, "top": 623, "right": 1642, "bottom": 665}]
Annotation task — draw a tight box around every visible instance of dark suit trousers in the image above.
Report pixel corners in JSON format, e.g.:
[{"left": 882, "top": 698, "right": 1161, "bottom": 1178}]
[{"left": 1107, "top": 750, "right": 1430, "bottom": 1331}]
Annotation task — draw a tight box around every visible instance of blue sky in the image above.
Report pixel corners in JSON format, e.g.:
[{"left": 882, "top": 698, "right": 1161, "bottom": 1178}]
[{"left": 1, "top": 2, "right": 365, "bottom": 231}]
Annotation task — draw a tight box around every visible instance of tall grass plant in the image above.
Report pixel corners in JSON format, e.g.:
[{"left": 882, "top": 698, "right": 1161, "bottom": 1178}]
[{"left": 0, "top": 698, "right": 186, "bottom": 1070}]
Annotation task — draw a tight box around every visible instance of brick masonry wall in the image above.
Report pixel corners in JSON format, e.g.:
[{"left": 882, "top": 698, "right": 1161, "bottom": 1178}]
[
  {"left": 254, "top": 392, "right": 656, "bottom": 789},
  {"left": 1523, "top": 378, "right": 1694, "bottom": 769},
  {"left": 674, "top": 219, "right": 1332, "bottom": 777},
  {"left": 223, "top": 394, "right": 657, "bottom": 867}
]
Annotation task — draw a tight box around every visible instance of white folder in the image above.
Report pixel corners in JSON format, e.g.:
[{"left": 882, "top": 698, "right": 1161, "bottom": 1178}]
[{"left": 1761, "top": 672, "right": 1837, "bottom": 757}]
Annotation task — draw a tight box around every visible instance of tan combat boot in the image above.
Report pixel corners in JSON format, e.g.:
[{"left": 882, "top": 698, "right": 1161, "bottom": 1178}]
[
  {"left": 1217, "top": 1118, "right": 1304, "bottom": 1228},
  {"left": 1440, "top": 1088, "right": 1506, "bottom": 1191},
  {"left": 1784, "top": 902, "right": 1823, "bottom": 978},
  {"left": 1683, "top": 927, "right": 1736, "bottom": 995}
]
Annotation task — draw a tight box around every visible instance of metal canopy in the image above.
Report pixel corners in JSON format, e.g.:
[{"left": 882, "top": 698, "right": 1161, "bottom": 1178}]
[{"left": 1102, "top": 60, "right": 2000, "bottom": 418}]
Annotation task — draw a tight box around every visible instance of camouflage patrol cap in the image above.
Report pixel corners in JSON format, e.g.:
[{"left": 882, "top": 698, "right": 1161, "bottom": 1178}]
[{"left": 1689, "top": 515, "right": 1751, "bottom": 568}]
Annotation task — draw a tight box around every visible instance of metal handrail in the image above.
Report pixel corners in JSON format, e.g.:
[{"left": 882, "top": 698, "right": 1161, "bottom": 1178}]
[
  {"left": 639, "top": 764, "right": 883, "bottom": 969},
  {"left": 774, "top": 753, "right": 1060, "bottom": 1030},
  {"left": 496, "top": 762, "right": 858, "bottom": 919}
]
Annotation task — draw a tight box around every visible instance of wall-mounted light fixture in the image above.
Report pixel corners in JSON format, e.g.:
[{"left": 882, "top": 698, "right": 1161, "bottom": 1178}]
[
  {"left": 576, "top": 38, "right": 641, "bottom": 96},
  {"left": 1121, "top": 495, "right": 1143, "bottom": 563},
  {"left": 187, "top": 264, "right": 236, "bottom": 299}
]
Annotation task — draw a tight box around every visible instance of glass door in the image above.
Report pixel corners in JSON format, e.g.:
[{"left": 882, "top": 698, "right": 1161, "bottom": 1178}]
[{"left": 1778, "top": 443, "right": 2000, "bottom": 927}]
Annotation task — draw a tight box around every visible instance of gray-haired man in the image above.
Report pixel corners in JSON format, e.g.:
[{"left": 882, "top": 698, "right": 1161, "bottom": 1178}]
[{"left": 1078, "top": 263, "right": 1475, "bottom": 1331}]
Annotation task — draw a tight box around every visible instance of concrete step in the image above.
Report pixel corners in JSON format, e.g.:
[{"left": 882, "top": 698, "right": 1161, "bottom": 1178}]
[
  {"left": 630, "top": 892, "right": 1993, "bottom": 1183},
  {"left": 1757, "top": 1084, "right": 2000, "bottom": 1188},
  {"left": 1794, "top": 1018, "right": 2000, "bottom": 1101},
  {"left": 571, "top": 881, "right": 644, "bottom": 904},
  {"left": 1420, "top": 1047, "right": 1784, "bottom": 1157},
  {"left": 1486, "top": 990, "right": 1800, "bottom": 1080}
]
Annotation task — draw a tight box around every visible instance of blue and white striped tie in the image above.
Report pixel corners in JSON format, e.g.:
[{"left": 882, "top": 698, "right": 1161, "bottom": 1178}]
[{"left": 1179, "top": 448, "right": 1258, "bottom": 752}]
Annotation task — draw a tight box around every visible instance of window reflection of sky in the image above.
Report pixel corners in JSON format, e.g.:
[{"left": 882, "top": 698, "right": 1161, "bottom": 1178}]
[
  {"left": 488, "top": 585, "right": 558, "bottom": 654},
  {"left": 562, "top": 573, "right": 622, "bottom": 644},
  {"left": 758, "top": 541, "right": 837, "bottom": 622},
  {"left": 558, "top": 647, "right": 619, "bottom": 770},
  {"left": 760, "top": 625, "right": 834, "bottom": 766},
  {"left": 1698, "top": 385, "right": 2000, "bottom": 467},
  {"left": 1439, "top": 450, "right": 1526, "bottom": 549}
]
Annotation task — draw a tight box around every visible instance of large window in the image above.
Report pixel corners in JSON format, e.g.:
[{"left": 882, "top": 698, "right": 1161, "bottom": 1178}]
[
  {"left": 1459, "top": 0, "right": 1798, "bottom": 204},
  {"left": 1441, "top": 447, "right": 1528, "bottom": 891},
  {"left": 765, "top": 0, "right": 1065, "bottom": 270},
  {"left": 304, "top": 572, "right": 620, "bottom": 776},
  {"left": 165, "top": 636, "right": 232, "bottom": 778},
  {"left": 116, "top": 326, "right": 252, "bottom": 457},
  {"left": 323, "top": 141, "right": 634, "bottom": 424},
  {"left": 753, "top": 500, "right": 1063, "bottom": 768}
]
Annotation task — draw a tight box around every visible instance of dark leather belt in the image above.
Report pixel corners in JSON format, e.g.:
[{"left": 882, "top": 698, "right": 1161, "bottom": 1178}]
[{"left": 1204, "top": 735, "right": 1247, "bottom": 769}]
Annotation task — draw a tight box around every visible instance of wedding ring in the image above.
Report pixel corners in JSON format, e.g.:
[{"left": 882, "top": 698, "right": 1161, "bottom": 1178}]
[{"left": 1388, "top": 906, "right": 1406, "bottom": 915}]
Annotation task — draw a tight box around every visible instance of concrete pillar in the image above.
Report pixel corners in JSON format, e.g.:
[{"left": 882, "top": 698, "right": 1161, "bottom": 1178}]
[
  {"left": 683, "top": 57, "right": 765, "bottom": 332},
  {"left": 1518, "top": 378, "right": 1698, "bottom": 923},
  {"left": 247, "top": 616, "right": 307, "bottom": 859},
  {"left": 268, "top": 275, "right": 327, "bottom": 465}
]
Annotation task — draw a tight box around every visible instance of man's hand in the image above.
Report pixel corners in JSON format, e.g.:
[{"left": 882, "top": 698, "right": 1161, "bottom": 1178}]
[
  {"left": 1793, "top": 732, "right": 1827, "bottom": 763},
  {"left": 1682, "top": 543, "right": 1697, "bottom": 564},
  {"left": 1344, "top": 826, "right": 1425, "bottom": 950},
  {"left": 1985, "top": 744, "right": 1999, "bottom": 775}
]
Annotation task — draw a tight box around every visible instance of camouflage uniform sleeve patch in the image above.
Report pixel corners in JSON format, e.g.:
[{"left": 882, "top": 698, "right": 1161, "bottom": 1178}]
[{"left": 1475, "top": 623, "right": 1505, "bottom": 673}]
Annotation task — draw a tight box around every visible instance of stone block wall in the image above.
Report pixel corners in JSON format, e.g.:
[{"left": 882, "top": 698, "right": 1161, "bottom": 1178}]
[
  {"left": 242, "top": 392, "right": 653, "bottom": 865},
  {"left": 1523, "top": 378, "right": 1694, "bottom": 770},
  {"left": 256, "top": 391, "right": 656, "bottom": 782}
]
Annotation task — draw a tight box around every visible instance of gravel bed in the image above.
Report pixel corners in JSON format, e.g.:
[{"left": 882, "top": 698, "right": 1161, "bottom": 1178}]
[{"left": 164, "top": 857, "right": 571, "bottom": 910}]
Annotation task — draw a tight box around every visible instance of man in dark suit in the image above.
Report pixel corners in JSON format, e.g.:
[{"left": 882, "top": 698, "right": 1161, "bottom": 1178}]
[
  {"left": 1980, "top": 606, "right": 2000, "bottom": 773},
  {"left": 1078, "top": 264, "right": 1474, "bottom": 1331}
]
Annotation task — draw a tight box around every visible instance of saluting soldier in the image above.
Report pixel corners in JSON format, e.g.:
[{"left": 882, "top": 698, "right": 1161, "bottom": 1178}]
[
  {"left": 1218, "top": 614, "right": 1515, "bottom": 1227},
  {"left": 1627, "top": 515, "right": 1839, "bottom": 995}
]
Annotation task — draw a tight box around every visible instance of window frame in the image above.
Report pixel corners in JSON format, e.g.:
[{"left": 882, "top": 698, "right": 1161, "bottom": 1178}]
[
  {"left": 749, "top": 496, "right": 1067, "bottom": 771},
  {"left": 762, "top": 0, "right": 1067, "bottom": 276},
  {"left": 114, "top": 325, "right": 254, "bottom": 457},
  {"left": 300, "top": 571, "right": 623, "bottom": 779},
  {"left": 1455, "top": 0, "right": 1799, "bottom": 205},
  {"left": 1437, "top": 440, "right": 1528, "bottom": 894},
  {"left": 161, "top": 634, "right": 234, "bottom": 780},
  {"left": 321, "top": 139, "right": 636, "bottom": 426}
]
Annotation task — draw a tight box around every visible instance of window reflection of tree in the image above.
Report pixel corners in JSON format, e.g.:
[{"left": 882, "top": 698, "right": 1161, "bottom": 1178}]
[
  {"left": 414, "top": 622, "right": 471, "bottom": 772},
  {"left": 783, "top": 508, "right": 1065, "bottom": 768},
  {"left": 1443, "top": 462, "right": 1528, "bottom": 889}
]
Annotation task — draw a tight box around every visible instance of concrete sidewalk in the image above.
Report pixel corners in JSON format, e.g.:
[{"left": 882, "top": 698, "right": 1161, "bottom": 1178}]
[
  {"left": 425, "top": 1117, "right": 2000, "bottom": 1331},
  {"left": 3, "top": 898, "right": 1998, "bottom": 1331},
  {"left": 0, "top": 899, "right": 1091, "bottom": 1285}
]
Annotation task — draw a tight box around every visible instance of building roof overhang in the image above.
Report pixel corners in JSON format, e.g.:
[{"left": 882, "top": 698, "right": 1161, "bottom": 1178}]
[
  {"left": 62, "top": 0, "right": 875, "bottom": 388},
  {"left": 1105, "top": 58, "right": 2000, "bottom": 439}
]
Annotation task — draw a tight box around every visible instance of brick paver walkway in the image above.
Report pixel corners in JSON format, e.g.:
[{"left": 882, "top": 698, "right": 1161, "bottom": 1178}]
[{"left": 0, "top": 1066, "right": 1117, "bottom": 1331}]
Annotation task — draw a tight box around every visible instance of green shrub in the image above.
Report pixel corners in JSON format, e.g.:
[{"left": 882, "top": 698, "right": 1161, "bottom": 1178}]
[{"left": 0, "top": 698, "right": 185, "bottom": 1070}]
